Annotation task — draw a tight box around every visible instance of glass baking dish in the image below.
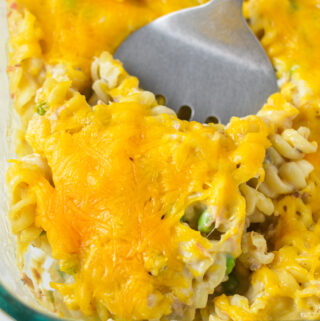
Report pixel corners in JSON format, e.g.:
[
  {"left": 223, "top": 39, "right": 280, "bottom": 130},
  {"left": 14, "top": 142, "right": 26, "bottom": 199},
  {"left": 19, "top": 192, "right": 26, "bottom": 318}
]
[
  {"left": 0, "top": 3, "right": 62, "bottom": 321},
  {"left": 0, "top": 2, "right": 317, "bottom": 321}
]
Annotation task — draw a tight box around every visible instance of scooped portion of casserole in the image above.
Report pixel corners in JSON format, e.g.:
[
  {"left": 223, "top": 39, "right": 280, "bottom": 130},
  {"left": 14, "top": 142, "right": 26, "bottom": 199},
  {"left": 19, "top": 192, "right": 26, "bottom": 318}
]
[{"left": 5, "top": 0, "right": 320, "bottom": 320}]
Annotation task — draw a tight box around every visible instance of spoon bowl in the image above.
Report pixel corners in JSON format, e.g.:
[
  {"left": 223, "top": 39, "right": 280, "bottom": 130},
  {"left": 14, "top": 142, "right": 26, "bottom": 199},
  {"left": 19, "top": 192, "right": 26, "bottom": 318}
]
[{"left": 115, "top": 0, "right": 278, "bottom": 124}]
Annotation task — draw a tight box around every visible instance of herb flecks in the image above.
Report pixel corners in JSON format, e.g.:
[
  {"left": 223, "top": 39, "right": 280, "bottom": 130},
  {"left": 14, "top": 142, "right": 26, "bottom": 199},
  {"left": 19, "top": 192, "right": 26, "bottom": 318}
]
[
  {"left": 36, "top": 102, "right": 48, "bottom": 116},
  {"left": 290, "top": 0, "right": 299, "bottom": 11}
]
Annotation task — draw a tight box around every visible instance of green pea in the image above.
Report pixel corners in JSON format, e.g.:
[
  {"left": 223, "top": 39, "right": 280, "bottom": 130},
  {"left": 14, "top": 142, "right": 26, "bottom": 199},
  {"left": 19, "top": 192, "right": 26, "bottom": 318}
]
[
  {"left": 222, "top": 274, "right": 239, "bottom": 295},
  {"left": 226, "top": 254, "right": 235, "bottom": 275},
  {"left": 36, "top": 102, "right": 48, "bottom": 116},
  {"left": 197, "top": 209, "right": 214, "bottom": 234}
]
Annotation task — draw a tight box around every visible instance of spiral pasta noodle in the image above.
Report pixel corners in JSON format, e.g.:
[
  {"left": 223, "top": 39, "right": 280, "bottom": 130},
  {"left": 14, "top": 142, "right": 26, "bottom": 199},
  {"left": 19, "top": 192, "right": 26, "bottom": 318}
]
[
  {"left": 259, "top": 127, "right": 317, "bottom": 199},
  {"left": 5, "top": 1, "right": 320, "bottom": 320},
  {"left": 7, "top": 48, "right": 272, "bottom": 320},
  {"left": 6, "top": 4, "right": 44, "bottom": 155},
  {"left": 91, "top": 52, "right": 177, "bottom": 117},
  {"left": 6, "top": 154, "right": 50, "bottom": 248},
  {"left": 210, "top": 94, "right": 319, "bottom": 320}
]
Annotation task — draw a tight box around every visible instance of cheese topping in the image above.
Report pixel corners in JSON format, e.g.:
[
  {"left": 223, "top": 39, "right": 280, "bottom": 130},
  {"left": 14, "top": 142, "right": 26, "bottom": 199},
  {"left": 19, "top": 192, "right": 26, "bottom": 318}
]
[
  {"left": 15, "top": 0, "right": 207, "bottom": 74},
  {"left": 244, "top": 0, "right": 320, "bottom": 101},
  {"left": 10, "top": 73, "right": 268, "bottom": 318},
  {"left": 6, "top": 0, "right": 320, "bottom": 320}
]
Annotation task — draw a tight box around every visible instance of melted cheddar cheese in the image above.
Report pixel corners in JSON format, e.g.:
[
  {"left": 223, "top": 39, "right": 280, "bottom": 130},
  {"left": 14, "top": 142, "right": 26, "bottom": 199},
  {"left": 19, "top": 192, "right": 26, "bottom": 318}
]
[
  {"left": 210, "top": 2, "right": 320, "bottom": 320},
  {"left": 8, "top": 74, "right": 267, "bottom": 318},
  {"left": 6, "top": 0, "right": 320, "bottom": 320},
  {"left": 244, "top": 0, "right": 320, "bottom": 102},
  {"left": 14, "top": 0, "right": 207, "bottom": 75}
]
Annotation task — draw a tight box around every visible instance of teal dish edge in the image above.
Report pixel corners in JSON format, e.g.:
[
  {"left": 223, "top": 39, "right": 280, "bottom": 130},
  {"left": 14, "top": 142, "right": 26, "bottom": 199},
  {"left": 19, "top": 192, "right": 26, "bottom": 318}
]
[{"left": 0, "top": 283, "right": 63, "bottom": 321}]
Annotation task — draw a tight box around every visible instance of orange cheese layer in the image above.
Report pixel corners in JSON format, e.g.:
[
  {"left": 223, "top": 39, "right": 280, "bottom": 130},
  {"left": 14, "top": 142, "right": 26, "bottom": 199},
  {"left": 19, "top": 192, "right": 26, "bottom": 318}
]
[
  {"left": 244, "top": 0, "right": 320, "bottom": 99},
  {"left": 14, "top": 0, "right": 206, "bottom": 74},
  {"left": 8, "top": 79, "right": 269, "bottom": 318}
]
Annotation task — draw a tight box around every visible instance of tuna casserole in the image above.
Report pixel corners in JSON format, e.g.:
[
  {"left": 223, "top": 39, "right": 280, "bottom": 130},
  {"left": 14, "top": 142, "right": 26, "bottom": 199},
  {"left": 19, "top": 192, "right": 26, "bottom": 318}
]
[{"left": 5, "top": 0, "right": 320, "bottom": 320}]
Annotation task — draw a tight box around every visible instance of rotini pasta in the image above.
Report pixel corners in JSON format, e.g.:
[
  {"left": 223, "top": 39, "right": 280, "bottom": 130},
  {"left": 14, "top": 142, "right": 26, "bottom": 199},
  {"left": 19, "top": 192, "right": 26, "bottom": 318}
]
[
  {"left": 5, "top": 0, "right": 320, "bottom": 321},
  {"left": 8, "top": 46, "right": 272, "bottom": 320},
  {"left": 239, "top": 231, "right": 274, "bottom": 271},
  {"left": 6, "top": 154, "right": 49, "bottom": 251},
  {"left": 240, "top": 184, "right": 274, "bottom": 225},
  {"left": 259, "top": 126, "right": 317, "bottom": 199},
  {"left": 206, "top": 2, "right": 320, "bottom": 320}
]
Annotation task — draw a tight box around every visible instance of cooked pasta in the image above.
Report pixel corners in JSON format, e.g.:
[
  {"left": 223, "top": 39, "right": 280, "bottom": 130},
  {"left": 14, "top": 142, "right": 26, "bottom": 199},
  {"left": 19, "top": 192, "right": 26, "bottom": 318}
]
[
  {"left": 259, "top": 126, "right": 316, "bottom": 199},
  {"left": 4, "top": 0, "right": 320, "bottom": 320},
  {"left": 208, "top": 1, "right": 320, "bottom": 320},
  {"left": 239, "top": 231, "right": 274, "bottom": 271},
  {"left": 7, "top": 154, "right": 49, "bottom": 249},
  {"left": 240, "top": 184, "right": 274, "bottom": 225}
]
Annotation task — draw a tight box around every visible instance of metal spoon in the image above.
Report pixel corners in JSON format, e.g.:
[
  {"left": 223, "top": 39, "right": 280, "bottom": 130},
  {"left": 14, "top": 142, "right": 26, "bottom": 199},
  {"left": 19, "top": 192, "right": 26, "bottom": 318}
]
[{"left": 115, "top": 0, "right": 278, "bottom": 124}]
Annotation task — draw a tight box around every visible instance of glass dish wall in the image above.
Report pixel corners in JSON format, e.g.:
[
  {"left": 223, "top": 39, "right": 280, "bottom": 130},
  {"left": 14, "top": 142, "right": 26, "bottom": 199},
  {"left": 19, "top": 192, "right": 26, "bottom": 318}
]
[{"left": 0, "top": 3, "right": 61, "bottom": 320}]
